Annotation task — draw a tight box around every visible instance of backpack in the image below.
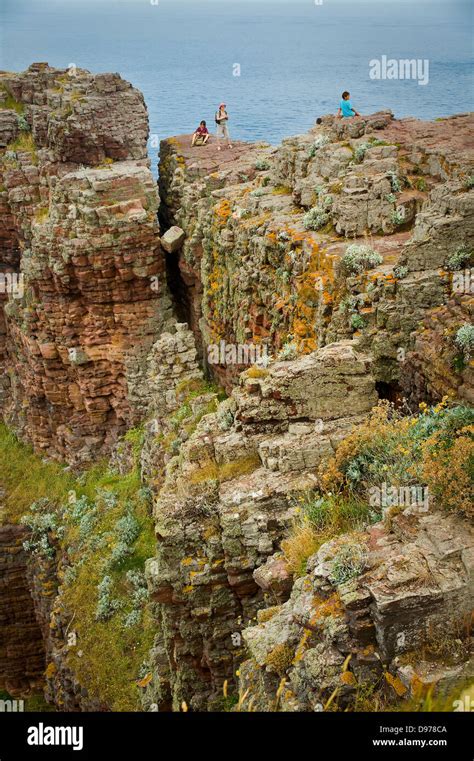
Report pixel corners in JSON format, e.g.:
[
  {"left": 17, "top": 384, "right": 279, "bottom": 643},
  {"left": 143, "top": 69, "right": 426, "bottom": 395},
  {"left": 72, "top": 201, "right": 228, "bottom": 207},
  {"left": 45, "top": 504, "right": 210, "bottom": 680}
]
[{"left": 215, "top": 111, "right": 221, "bottom": 125}]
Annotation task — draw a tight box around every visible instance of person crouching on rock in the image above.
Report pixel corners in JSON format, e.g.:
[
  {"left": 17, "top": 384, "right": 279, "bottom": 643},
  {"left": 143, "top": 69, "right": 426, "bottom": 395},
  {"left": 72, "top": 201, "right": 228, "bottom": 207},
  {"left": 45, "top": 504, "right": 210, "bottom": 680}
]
[
  {"left": 192, "top": 121, "right": 210, "bottom": 146},
  {"left": 215, "top": 103, "right": 233, "bottom": 150}
]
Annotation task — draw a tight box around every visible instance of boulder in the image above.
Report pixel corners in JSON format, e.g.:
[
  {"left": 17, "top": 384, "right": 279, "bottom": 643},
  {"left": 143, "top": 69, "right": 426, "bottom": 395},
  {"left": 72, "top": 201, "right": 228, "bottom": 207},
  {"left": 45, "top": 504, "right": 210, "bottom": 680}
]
[{"left": 160, "top": 226, "right": 186, "bottom": 254}]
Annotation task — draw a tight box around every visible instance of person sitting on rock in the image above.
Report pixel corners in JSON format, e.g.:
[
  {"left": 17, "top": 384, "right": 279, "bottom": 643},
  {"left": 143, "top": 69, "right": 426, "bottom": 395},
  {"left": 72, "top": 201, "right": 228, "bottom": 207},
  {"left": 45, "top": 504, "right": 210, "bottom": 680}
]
[
  {"left": 215, "top": 103, "right": 233, "bottom": 150},
  {"left": 192, "top": 120, "right": 210, "bottom": 146},
  {"left": 338, "top": 91, "right": 360, "bottom": 119}
]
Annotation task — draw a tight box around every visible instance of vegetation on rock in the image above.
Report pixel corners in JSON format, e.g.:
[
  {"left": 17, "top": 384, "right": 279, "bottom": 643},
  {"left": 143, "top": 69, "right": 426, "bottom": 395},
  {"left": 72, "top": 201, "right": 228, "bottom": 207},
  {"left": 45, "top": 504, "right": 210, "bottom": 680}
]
[
  {"left": 341, "top": 244, "right": 383, "bottom": 274},
  {"left": 1, "top": 424, "right": 155, "bottom": 710}
]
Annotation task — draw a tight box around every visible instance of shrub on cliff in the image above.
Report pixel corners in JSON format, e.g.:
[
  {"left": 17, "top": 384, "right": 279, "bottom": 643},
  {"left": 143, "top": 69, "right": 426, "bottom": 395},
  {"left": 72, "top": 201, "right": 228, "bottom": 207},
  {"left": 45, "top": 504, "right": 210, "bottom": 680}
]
[
  {"left": 328, "top": 538, "right": 368, "bottom": 585},
  {"left": 445, "top": 246, "right": 473, "bottom": 271},
  {"left": 282, "top": 492, "right": 373, "bottom": 576},
  {"left": 322, "top": 400, "right": 474, "bottom": 519},
  {"left": 350, "top": 313, "right": 366, "bottom": 331},
  {"left": 285, "top": 401, "right": 473, "bottom": 578},
  {"left": 303, "top": 207, "right": 330, "bottom": 231},
  {"left": 20, "top": 499, "right": 65, "bottom": 559},
  {"left": 354, "top": 142, "right": 370, "bottom": 163},
  {"left": 308, "top": 135, "right": 330, "bottom": 157},
  {"left": 96, "top": 575, "right": 123, "bottom": 622},
  {"left": 455, "top": 323, "right": 474, "bottom": 360},
  {"left": 393, "top": 264, "right": 409, "bottom": 280},
  {"left": 421, "top": 423, "right": 473, "bottom": 518},
  {"left": 341, "top": 244, "right": 383, "bottom": 275},
  {"left": 16, "top": 113, "right": 30, "bottom": 132},
  {"left": 277, "top": 341, "right": 298, "bottom": 361}
]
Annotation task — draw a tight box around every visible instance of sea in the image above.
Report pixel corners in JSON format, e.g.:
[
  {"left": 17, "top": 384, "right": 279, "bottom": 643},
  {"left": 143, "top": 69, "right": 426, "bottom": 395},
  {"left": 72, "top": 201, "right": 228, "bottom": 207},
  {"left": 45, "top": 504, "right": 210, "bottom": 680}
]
[{"left": 1, "top": 0, "right": 473, "bottom": 175}]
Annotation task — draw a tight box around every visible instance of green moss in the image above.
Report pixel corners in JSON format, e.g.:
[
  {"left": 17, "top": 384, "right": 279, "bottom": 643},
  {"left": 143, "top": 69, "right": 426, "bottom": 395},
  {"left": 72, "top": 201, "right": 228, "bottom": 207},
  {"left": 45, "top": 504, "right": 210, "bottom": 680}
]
[
  {"left": 272, "top": 185, "right": 292, "bottom": 195},
  {"left": 0, "top": 84, "right": 24, "bottom": 114},
  {"left": 7, "top": 133, "right": 38, "bottom": 164},
  {"left": 265, "top": 643, "right": 294, "bottom": 675},
  {"left": 123, "top": 425, "right": 145, "bottom": 460},
  {"left": 0, "top": 422, "right": 156, "bottom": 710},
  {"left": 0, "top": 423, "right": 77, "bottom": 525},
  {"left": 25, "top": 693, "right": 56, "bottom": 712},
  {"left": 188, "top": 454, "right": 261, "bottom": 485},
  {"left": 175, "top": 376, "right": 225, "bottom": 401},
  {"left": 34, "top": 206, "right": 49, "bottom": 224}
]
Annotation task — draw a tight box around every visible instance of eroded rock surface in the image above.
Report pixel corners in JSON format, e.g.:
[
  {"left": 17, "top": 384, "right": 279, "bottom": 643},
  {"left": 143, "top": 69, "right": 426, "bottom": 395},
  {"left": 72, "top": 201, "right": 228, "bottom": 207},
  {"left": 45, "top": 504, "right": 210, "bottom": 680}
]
[
  {"left": 0, "top": 524, "right": 45, "bottom": 696},
  {"left": 0, "top": 64, "right": 173, "bottom": 465},
  {"left": 237, "top": 507, "right": 474, "bottom": 711},
  {"left": 0, "top": 65, "right": 472, "bottom": 714},
  {"left": 143, "top": 341, "right": 378, "bottom": 710},
  {"left": 158, "top": 112, "right": 473, "bottom": 398}
]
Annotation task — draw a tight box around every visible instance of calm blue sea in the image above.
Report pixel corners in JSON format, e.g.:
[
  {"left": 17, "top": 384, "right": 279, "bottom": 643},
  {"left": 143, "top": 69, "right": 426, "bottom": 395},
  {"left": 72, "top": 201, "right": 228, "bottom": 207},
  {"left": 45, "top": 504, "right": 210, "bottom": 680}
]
[{"left": 1, "top": 0, "right": 473, "bottom": 174}]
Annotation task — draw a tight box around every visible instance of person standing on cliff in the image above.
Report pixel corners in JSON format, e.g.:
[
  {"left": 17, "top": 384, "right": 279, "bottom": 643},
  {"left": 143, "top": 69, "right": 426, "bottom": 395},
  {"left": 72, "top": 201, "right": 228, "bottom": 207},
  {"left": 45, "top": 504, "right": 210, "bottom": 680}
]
[{"left": 215, "top": 103, "right": 233, "bottom": 150}]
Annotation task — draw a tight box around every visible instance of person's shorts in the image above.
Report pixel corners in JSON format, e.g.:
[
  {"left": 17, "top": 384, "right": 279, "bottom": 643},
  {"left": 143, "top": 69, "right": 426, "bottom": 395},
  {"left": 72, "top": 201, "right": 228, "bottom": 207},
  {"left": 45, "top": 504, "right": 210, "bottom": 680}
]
[
  {"left": 194, "top": 135, "right": 207, "bottom": 145},
  {"left": 216, "top": 122, "right": 230, "bottom": 139}
]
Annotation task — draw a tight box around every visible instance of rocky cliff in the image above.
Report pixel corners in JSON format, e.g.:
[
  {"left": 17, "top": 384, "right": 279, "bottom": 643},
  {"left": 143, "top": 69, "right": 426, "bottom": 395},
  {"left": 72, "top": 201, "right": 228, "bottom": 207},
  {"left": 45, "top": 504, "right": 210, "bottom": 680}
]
[
  {"left": 0, "top": 66, "right": 472, "bottom": 713},
  {"left": 159, "top": 112, "right": 473, "bottom": 399},
  {"left": 0, "top": 524, "right": 45, "bottom": 697},
  {"left": 0, "top": 63, "right": 172, "bottom": 466},
  {"left": 238, "top": 506, "right": 474, "bottom": 711}
]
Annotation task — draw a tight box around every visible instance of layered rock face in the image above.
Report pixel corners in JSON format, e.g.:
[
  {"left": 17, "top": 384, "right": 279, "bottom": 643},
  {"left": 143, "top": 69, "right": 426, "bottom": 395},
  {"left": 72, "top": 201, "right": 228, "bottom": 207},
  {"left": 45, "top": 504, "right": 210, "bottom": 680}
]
[
  {"left": 0, "top": 524, "right": 45, "bottom": 696},
  {"left": 238, "top": 507, "right": 474, "bottom": 710},
  {"left": 158, "top": 112, "right": 473, "bottom": 399},
  {"left": 141, "top": 111, "right": 473, "bottom": 711},
  {"left": 0, "top": 65, "right": 472, "bottom": 714},
  {"left": 0, "top": 64, "right": 172, "bottom": 465},
  {"left": 144, "top": 342, "right": 378, "bottom": 710}
]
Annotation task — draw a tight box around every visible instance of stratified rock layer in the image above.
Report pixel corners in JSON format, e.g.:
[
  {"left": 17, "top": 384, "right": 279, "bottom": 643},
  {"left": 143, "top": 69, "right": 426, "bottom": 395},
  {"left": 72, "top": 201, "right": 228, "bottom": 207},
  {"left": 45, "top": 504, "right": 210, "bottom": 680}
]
[
  {"left": 158, "top": 112, "right": 473, "bottom": 398},
  {"left": 144, "top": 341, "right": 378, "bottom": 710},
  {"left": 238, "top": 507, "right": 474, "bottom": 711},
  {"left": 0, "top": 64, "right": 472, "bottom": 714},
  {"left": 0, "top": 64, "right": 172, "bottom": 465},
  {"left": 0, "top": 524, "right": 45, "bottom": 696}
]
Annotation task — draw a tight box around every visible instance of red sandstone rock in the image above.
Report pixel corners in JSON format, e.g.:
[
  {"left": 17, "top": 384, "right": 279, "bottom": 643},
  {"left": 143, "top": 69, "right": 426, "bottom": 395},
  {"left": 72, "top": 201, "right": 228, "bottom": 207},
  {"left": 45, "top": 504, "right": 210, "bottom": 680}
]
[{"left": 0, "top": 65, "right": 173, "bottom": 465}]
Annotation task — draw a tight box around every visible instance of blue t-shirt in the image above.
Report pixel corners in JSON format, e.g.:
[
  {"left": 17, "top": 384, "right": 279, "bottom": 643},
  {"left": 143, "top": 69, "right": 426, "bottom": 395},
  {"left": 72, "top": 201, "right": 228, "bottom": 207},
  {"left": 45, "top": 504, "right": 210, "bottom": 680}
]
[{"left": 340, "top": 99, "right": 355, "bottom": 117}]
